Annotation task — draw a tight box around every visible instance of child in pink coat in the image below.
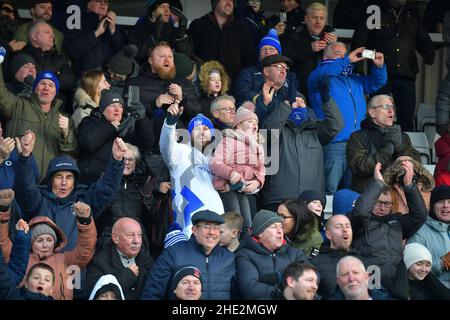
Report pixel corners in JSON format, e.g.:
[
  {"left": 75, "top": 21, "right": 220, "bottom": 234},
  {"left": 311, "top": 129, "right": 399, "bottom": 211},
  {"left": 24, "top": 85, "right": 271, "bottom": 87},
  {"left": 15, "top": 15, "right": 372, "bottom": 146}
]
[{"left": 210, "top": 106, "right": 266, "bottom": 231}]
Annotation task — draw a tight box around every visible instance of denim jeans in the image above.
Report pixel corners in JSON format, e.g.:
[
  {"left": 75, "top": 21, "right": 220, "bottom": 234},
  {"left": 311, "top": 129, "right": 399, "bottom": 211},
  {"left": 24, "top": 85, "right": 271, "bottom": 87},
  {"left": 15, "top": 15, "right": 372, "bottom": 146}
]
[
  {"left": 323, "top": 142, "right": 352, "bottom": 194},
  {"left": 220, "top": 191, "right": 252, "bottom": 229}
]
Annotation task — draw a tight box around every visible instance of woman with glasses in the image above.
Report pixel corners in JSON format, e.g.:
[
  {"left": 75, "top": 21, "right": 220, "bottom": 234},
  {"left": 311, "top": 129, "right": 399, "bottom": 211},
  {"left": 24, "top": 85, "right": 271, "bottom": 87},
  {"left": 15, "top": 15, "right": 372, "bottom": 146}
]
[
  {"left": 277, "top": 199, "right": 323, "bottom": 257},
  {"left": 198, "top": 60, "right": 230, "bottom": 118}
]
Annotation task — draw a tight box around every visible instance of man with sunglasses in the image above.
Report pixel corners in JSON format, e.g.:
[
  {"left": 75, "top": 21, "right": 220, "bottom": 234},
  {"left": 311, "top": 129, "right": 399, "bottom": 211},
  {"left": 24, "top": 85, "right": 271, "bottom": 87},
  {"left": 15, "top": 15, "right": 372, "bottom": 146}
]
[
  {"left": 347, "top": 94, "right": 421, "bottom": 193},
  {"left": 345, "top": 162, "right": 427, "bottom": 297},
  {"left": 0, "top": 1, "right": 24, "bottom": 54}
]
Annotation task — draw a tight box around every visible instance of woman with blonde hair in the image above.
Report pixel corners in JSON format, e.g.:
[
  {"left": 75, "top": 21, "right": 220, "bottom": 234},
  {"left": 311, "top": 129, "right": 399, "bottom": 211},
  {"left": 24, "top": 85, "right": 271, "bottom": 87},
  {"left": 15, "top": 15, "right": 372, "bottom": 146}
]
[
  {"left": 72, "top": 70, "right": 111, "bottom": 128},
  {"left": 198, "top": 60, "right": 230, "bottom": 118}
]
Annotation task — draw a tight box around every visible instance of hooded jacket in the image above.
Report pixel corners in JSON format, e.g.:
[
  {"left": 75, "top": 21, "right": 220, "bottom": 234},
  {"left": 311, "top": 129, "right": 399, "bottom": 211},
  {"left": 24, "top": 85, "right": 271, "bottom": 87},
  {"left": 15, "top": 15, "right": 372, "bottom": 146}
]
[
  {"left": 71, "top": 87, "right": 98, "bottom": 128},
  {"left": 235, "top": 236, "right": 306, "bottom": 300},
  {"left": 407, "top": 216, "right": 450, "bottom": 286},
  {"left": 14, "top": 154, "right": 123, "bottom": 252},
  {"left": 434, "top": 133, "right": 450, "bottom": 186},
  {"left": 88, "top": 274, "right": 125, "bottom": 300},
  {"left": 383, "top": 157, "right": 434, "bottom": 213},
  {"left": 140, "top": 236, "right": 235, "bottom": 300},
  {"left": 0, "top": 213, "right": 96, "bottom": 300},
  {"left": 346, "top": 118, "right": 421, "bottom": 193},
  {"left": 259, "top": 98, "right": 343, "bottom": 208},
  {"left": 0, "top": 68, "right": 77, "bottom": 180}
]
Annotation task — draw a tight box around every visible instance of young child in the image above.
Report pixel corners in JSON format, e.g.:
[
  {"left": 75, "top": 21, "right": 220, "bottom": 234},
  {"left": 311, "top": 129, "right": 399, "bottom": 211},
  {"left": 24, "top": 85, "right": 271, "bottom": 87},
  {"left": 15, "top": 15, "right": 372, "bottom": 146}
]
[
  {"left": 210, "top": 106, "right": 266, "bottom": 232},
  {"left": 219, "top": 211, "right": 244, "bottom": 252},
  {"left": 0, "top": 189, "right": 97, "bottom": 300},
  {"left": 89, "top": 274, "right": 125, "bottom": 300},
  {"left": 1, "top": 251, "right": 54, "bottom": 300}
]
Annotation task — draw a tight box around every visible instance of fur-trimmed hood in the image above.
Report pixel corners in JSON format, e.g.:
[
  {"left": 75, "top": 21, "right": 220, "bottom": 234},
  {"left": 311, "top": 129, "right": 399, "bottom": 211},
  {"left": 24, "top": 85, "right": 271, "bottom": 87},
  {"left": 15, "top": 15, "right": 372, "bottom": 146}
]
[
  {"left": 73, "top": 87, "right": 98, "bottom": 109},
  {"left": 383, "top": 157, "right": 435, "bottom": 191},
  {"left": 198, "top": 60, "right": 230, "bottom": 96}
]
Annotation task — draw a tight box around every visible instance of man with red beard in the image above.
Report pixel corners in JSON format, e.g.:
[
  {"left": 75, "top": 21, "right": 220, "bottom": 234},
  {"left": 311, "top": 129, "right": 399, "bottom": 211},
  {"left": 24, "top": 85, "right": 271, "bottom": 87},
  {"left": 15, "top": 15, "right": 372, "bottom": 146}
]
[{"left": 128, "top": 41, "right": 201, "bottom": 151}]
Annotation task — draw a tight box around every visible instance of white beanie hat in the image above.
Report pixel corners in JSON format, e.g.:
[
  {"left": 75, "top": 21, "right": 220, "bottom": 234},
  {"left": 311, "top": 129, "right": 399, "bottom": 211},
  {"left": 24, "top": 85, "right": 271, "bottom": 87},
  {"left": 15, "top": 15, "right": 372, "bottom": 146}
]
[{"left": 403, "top": 243, "right": 432, "bottom": 270}]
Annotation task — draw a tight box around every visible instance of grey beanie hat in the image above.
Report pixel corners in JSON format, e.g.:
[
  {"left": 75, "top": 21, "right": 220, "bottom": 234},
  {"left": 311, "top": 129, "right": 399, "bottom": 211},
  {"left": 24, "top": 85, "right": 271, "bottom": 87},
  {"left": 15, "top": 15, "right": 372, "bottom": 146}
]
[
  {"left": 31, "top": 223, "right": 57, "bottom": 244},
  {"left": 252, "top": 209, "right": 283, "bottom": 236}
]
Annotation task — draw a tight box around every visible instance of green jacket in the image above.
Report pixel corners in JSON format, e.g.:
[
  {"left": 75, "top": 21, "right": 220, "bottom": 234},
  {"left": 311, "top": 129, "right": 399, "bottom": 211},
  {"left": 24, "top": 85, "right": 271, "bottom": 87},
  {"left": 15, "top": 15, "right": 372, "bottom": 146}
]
[
  {"left": 0, "top": 67, "right": 77, "bottom": 180},
  {"left": 13, "top": 22, "right": 64, "bottom": 53},
  {"left": 289, "top": 220, "right": 324, "bottom": 258}
]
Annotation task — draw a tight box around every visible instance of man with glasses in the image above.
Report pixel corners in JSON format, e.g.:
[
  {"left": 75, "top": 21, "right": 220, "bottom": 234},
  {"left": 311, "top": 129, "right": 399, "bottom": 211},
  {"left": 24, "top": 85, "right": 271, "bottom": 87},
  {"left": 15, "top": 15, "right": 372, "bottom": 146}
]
[
  {"left": 308, "top": 42, "right": 387, "bottom": 195},
  {"left": 254, "top": 53, "right": 297, "bottom": 125},
  {"left": 234, "top": 28, "right": 298, "bottom": 107},
  {"left": 346, "top": 162, "right": 427, "bottom": 295},
  {"left": 347, "top": 94, "right": 420, "bottom": 193},
  {"left": 210, "top": 95, "right": 236, "bottom": 130},
  {"left": 141, "top": 210, "right": 235, "bottom": 300}
]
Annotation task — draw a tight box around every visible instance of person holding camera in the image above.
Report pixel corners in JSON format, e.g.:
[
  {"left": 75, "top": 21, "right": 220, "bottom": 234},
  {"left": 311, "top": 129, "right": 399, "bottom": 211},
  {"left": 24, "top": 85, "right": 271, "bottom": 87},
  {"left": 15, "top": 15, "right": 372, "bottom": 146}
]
[
  {"left": 346, "top": 94, "right": 421, "bottom": 193},
  {"left": 308, "top": 43, "right": 387, "bottom": 195},
  {"left": 64, "top": 0, "right": 126, "bottom": 76}
]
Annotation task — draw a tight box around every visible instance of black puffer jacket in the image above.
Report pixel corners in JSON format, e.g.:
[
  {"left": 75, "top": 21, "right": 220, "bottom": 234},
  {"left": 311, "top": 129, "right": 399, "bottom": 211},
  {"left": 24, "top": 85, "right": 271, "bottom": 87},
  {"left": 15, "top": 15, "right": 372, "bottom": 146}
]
[
  {"left": 346, "top": 118, "right": 421, "bottom": 193},
  {"left": 351, "top": 0, "right": 435, "bottom": 80},
  {"left": 235, "top": 237, "right": 306, "bottom": 300},
  {"left": 347, "top": 179, "right": 427, "bottom": 285}
]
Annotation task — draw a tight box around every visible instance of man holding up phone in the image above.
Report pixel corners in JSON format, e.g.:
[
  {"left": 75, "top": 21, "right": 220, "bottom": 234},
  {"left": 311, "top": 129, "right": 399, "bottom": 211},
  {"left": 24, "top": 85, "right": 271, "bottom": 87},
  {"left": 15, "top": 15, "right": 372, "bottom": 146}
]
[{"left": 65, "top": 0, "right": 126, "bottom": 76}]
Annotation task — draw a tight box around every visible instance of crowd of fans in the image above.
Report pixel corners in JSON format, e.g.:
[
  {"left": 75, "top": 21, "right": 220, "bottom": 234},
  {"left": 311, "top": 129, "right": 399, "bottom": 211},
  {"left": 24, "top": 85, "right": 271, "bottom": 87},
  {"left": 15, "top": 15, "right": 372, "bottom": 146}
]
[{"left": 0, "top": 0, "right": 449, "bottom": 301}]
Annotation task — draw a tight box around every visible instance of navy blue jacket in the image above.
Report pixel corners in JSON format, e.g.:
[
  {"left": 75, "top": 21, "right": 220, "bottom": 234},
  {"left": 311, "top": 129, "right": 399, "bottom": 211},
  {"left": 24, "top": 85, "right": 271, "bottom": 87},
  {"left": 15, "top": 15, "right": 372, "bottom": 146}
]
[
  {"left": 234, "top": 63, "right": 299, "bottom": 107},
  {"left": 235, "top": 237, "right": 306, "bottom": 300},
  {"left": 140, "top": 236, "right": 235, "bottom": 300},
  {"left": 333, "top": 287, "right": 391, "bottom": 300},
  {"left": 14, "top": 154, "right": 124, "bottom": 251},
  {"left": 7, "top": 230, "right": 31, "bottom": 285}
]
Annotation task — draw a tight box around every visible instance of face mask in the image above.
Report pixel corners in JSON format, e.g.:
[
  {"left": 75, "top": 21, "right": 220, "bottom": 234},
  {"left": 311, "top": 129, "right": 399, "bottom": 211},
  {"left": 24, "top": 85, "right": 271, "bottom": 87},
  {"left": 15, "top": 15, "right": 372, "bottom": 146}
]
[{"left": 288, "top": 107, "right": 309, "bottom": 126}]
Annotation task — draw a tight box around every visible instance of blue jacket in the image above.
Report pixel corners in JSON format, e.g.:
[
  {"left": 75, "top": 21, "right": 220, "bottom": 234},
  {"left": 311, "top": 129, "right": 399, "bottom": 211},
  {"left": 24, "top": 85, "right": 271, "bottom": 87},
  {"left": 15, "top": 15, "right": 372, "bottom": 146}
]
[
  {"left": 140, "top": 236, "right": 235, "bottom": 300},
  {"left": 333, "top": 287, "right": 391, "bottom": 300},
  {"left": 233, "top": 63, "right": 299, "bottom": 107},
  {"left": 235, "top": 237, "right": 306, "bottom": 300},
  {"left": 7, "top": 230, "right": 31, "bottom": 285},
  {"left": 14, "top": 155, "right": 124, "bottom": 252},
  {"left": 0, "top": 250, "right": 51, "bottom": 300},
  {"left": 307, "top": 56, "right": 387, "bottom": 143}
]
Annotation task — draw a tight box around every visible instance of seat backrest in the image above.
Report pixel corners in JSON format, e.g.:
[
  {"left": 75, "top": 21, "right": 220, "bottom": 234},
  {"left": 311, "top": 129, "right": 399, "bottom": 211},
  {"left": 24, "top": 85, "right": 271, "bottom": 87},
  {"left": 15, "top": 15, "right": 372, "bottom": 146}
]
[
  {"left": 405, "top": 132, "right": 430, "bottom": 149},
  {"left": 416, "top": 103, "right": 436, "bottom": 131}
]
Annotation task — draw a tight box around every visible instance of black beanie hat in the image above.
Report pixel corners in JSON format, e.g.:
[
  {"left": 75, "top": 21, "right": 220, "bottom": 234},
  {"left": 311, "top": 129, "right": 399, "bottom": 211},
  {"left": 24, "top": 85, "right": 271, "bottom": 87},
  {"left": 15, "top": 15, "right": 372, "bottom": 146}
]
[
  {"left": 11, "top": 53, "right": 35, "bottom": 77},
  {"left": 107, "top": 44, "right": 139, "bottom": 77},
  {"left": 211, "top": 0, "right": 235, "bottom": 11},
  {"left": 429, "top": 185, "right": 450, "bottom": 219},
  {"left": 147, "top": 0, "right": 170, "bottom": 15},
  {"left": 98, "top": 90, "right": 124, "bottom": 113},
  {"left": 170, "top": 266, "right": 202, "bottom": 294}
]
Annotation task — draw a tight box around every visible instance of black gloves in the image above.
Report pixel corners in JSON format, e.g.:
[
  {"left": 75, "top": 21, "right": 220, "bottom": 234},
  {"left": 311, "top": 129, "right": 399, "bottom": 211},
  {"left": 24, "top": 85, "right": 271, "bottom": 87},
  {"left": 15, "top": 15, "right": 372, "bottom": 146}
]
[
  {"left": 319, "top": 75, "right": 331, "bottom": 103},
  {"left": 382, "top": 125, "right": 403, "bottom": 150}
]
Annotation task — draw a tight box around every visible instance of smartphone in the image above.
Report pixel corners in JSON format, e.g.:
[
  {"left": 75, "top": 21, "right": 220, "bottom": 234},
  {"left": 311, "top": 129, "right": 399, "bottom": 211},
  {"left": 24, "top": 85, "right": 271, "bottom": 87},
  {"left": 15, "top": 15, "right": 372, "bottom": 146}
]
[
  {"left": 127, "top": 85, "right": 140, "bottom": 108},
  {"left": 362, "top": 49, "right": 376, "bottom": 60},
  {"left": 320, "top": 32, "right": 327, "bottom": 41},
  {"left": 280, "top": 12, "right": 287, "bottom": 23}
]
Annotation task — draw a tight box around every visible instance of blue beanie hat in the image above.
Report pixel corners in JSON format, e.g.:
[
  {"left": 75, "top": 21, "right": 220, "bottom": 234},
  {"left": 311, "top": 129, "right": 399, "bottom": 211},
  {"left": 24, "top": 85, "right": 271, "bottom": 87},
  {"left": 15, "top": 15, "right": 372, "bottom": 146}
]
[
  {"left": 258, "top": 28, "right": 282, "bottom": 55},
  {"left": 332, "top": 189, "right": 360, "bottom": 215},
  {"left": 164, "top": 222, "right": 189, "bottom": 248},
  {"left": 187, "top": 114, "right": 214, "bottom": 136},
  {"left": 32, "top": 70, "right": 60, "bottom": 93}
]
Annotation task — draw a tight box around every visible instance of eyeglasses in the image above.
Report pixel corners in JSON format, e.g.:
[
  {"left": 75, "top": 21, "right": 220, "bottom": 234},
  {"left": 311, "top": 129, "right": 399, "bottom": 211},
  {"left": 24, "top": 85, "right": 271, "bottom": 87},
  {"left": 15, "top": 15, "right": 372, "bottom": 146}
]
[
  {"left": 372, "top": 103, "right": 395, "bottom": 111},
  {"left": 271, "top": 64, "right": 289, "bottom": 72},
  {"left": 375, "top": 201, "right": 393, "bottom": 208},
  {"left": 198, "top": 223, "right": 221, "bottom": 232},
  {"left": 217, "top": 107, "right": 236, "bottom": 113},
  {"left": 123, "top": 157, "right": 135, "bottom": 163},
  {"left": 277, "top": 214, "right": 294, "bottom": 221}
]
